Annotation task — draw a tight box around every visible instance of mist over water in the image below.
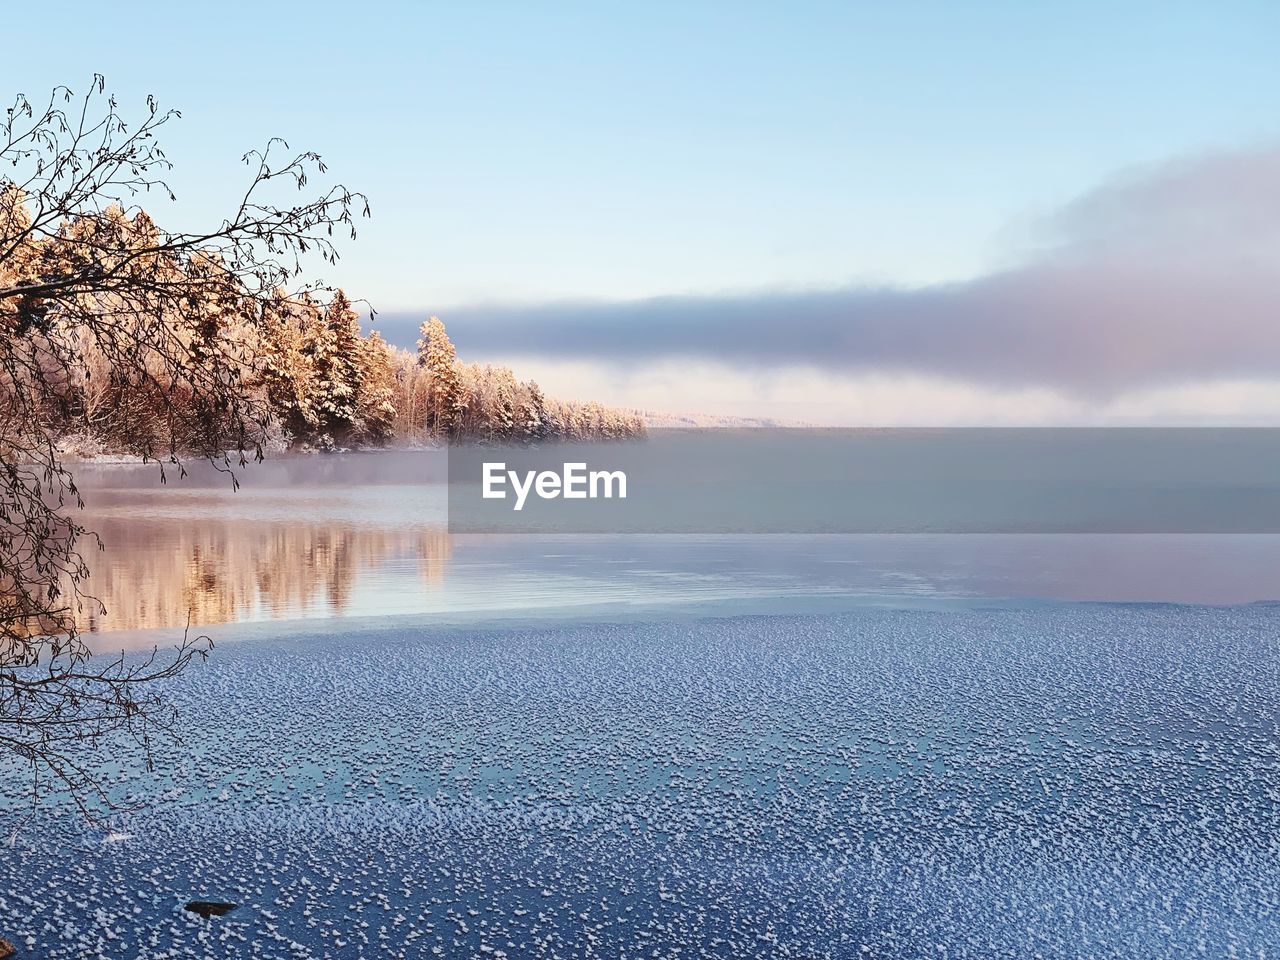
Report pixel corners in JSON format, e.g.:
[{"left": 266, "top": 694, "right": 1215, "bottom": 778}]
[{"left": 70, "top": 448, "right": 1280, "bottom": 646}]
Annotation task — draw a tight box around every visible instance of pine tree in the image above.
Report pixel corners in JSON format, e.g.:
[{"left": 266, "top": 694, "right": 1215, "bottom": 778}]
[
  {"left": 416, "top": 315, "right": 460, "bottom": 439},
  {"left": 521, "top": 379, "right": 549, "bottom": 442},
  {"left": 307, "top": 290, "right": 363, "bottom": 443},
  {"left": 356, "top": 330, "right": 397, "bottom": 443},
  {"left": 257, "top": 294, "right": 320, "bottom": 443},
  {"left": 490, "top": 366, "right": 518, "bottom": 442}
]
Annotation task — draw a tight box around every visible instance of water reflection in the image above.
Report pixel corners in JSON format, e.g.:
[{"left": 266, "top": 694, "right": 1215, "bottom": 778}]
[
  {"left": 61, "top": 452, "right": 1280, "bottom": 647},
  {"left": 69, "top": 453, "right": 453, "bottom": 640},
  {"left": 80, "top": 518, "right": 452, "bottom": 634}
]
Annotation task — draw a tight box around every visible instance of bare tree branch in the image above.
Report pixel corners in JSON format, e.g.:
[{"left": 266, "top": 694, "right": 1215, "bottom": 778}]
[{"left": 0, "top": 76, "right": 369, "bottom": 815}]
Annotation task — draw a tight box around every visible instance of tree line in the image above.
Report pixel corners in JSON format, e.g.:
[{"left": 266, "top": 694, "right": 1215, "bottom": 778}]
[
  {"left": 32, "top": 208, "right": 643, "bottom": 456},
  {"left": 254, "top": 294, "right": 645, "bottom": 452}
]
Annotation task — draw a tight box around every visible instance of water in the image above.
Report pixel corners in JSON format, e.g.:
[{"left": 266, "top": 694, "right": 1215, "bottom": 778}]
[
  {"left": 4, "top": 448, "right": 1278, "bottom": 957},
  {"left": 70, "top": 449, "right": 1280, "bottom": 646}
]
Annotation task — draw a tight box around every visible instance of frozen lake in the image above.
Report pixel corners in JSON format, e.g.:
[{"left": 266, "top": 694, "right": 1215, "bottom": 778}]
[
  {"left": 3, "top": 606, "right": 1279, "bottom": 957},
  {"left": 3, "top": 449, "right": 1279, "bottom": 956}
]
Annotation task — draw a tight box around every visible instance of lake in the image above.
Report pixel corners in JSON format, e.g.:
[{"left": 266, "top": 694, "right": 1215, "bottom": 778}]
[
  {"left": 3, "top": 445, "right": 1278, "bottom": 958},
  {"left": 70, "top": 446, "right": 1280, "bottom": 645}
]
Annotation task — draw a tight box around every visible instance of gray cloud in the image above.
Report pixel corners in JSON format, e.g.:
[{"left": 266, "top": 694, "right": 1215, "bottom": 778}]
[{"left": 377, "top": 145, "right": 1280, "bottom": 394}]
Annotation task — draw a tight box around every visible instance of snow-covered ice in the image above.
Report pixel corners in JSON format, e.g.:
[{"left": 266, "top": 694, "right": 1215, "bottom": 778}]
[{"left": 2, "top": 604, "right": 1278, "bottom": 957}]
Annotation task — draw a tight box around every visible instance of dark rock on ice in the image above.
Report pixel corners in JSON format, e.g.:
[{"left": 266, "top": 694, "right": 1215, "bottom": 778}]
[{"left": 184, "top": 900, "right": 237, "bottom": 918}]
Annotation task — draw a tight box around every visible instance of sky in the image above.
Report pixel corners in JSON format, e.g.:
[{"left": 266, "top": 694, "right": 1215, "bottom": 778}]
[{"left": 7, "top": 1, "right": 1280, "bottom": 423}]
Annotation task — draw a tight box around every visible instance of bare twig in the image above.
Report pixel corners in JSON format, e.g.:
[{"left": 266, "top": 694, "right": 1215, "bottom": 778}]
[{"left": 0, "top": 76, "right": 368, "bottom": 816}]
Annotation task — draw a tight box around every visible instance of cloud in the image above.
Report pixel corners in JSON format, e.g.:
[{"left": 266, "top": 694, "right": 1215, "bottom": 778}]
[
  {"left": 492, "top": 356, "right": 1280, "bottom": 427},
  {"left": 378, "top": 144, "right": 1280, "bottom": 394}
]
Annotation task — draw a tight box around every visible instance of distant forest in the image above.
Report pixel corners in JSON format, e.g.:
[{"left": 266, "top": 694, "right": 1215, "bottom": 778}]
[
  {"left": 32, "top": 207, "right": 645, "bottom": 456},
  {"left": 252, "top": 297, "right": 647, "bottom": 451}
]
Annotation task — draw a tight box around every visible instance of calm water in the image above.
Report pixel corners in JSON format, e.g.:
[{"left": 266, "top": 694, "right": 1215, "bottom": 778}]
[{"left": 71, "top": 448, "right": 1280, "bottom": 645}]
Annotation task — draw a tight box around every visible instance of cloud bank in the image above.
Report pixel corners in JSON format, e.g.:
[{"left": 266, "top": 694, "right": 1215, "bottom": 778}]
[{"left": 382, "top": 145, "right": 1280, "bottom": 397}]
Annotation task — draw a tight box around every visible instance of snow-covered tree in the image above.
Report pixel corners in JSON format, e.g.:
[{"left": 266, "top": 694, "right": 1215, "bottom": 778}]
[
  {"left": 255, "top": 294, "right": 320, "bottom": 442},
  {"left": 521, "top": 379, "right": 549, "bottom": 442},
  {"left": 416, "top": 315, "right": 461, "bottom": 438},
  {"left": 356, "top": 329, "right": 397, "bottom": 443},
  {"left": 306, "top": 289, "right": 363, "bottom": 443}
]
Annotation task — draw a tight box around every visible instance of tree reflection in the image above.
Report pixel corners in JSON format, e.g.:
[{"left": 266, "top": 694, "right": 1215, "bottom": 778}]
[{"left": 76, "top": 520, "right": 452, "bottom": 633}]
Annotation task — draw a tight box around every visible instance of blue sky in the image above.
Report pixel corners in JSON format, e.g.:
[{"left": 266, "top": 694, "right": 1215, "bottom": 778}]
[{"left": 8, "top": 1, "right": 1280, "bottom": 421}]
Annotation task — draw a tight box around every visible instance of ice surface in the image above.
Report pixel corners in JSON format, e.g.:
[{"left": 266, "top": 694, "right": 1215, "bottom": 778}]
[{"left": 2, "top": 605, "right": 1278, "bottom": 957}]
